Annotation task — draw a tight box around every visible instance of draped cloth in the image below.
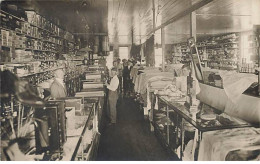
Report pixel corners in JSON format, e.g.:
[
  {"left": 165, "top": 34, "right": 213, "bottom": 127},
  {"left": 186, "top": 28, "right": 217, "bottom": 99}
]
[
  {"left": 144, "top": 35, "right": 155, "bottom": 67},
  {"left": 198, "top": 127, "right": 260, "bottom": 161},
  {"left": 130, "top": 44, "right": 141, "bottom": 60}
]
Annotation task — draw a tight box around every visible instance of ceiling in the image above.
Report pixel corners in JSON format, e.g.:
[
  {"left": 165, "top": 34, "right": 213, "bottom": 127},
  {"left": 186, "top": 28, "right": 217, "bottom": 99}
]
[
  {"left": 2, "top": 0, "right": 108, "bottom": 44},
  {"left": 107, "top": 0, "right": 259, "bottom": 45},
  {"left": 2, "top": 0, "right": 260, "bottom": 46}
]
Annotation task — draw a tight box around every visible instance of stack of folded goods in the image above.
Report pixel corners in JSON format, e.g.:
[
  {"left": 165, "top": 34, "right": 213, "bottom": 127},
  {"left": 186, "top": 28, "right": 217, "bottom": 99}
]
[
  {"left": 155, "top": 80, "right": 186, "bottom": 102},
  {"left": 154, "top": 110, "right": 174, "bottom": 130},
  {"left": 83, "top": 82, "right": 103, "bottom": 89},
  {"left": 75, "top": 91, "right": 104, "bottom": 98},
  {"left": 154, "top": 111, "right": 166, "bottom": 130},
  {"left": 148, "top": 76, "right": 174, "bottom": 90},
  {"left": 85, "top": 73, "right": 101, "bottom": 82},
  {"left": 196, "top": 103, "right": 248, "bottom": 128},
  {"left": 134, "top": 67, "right": 161, "bottom": 93}
]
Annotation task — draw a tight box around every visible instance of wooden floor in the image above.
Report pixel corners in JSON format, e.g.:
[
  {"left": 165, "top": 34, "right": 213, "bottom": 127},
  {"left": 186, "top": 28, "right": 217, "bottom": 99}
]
[{"left": 96, "top": 96, "right": 179, "bottom": 161}]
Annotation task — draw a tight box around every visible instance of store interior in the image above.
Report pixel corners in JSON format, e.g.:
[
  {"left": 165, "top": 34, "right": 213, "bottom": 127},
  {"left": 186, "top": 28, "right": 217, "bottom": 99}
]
[{"left": 0, "top": 0, "right": 260, "bottom": 161}]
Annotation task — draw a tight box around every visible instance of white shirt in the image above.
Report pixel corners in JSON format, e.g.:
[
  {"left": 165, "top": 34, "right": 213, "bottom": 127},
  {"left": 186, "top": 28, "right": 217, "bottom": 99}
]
[
  {"left": 55, "top": 78, "right": 65, "bottom": 88},
  {"left": 107, "top": 75, "right": 119, "bottom": 91}
]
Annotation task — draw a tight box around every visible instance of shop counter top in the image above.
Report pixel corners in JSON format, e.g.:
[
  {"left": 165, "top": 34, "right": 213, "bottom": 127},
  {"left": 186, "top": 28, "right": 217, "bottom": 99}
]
[{"left": 157, "top": 95, "right": 252, "bottom": 132}]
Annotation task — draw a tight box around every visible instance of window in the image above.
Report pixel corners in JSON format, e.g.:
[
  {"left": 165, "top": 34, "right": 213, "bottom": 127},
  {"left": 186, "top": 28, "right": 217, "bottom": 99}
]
[
  {"left": 106, "top": 51, "right": 114, "bottom": 69},
  {"left": 155, "top": 47, "right": 162, "bottom": 67},
  {"left": 119, "top": 47, "right": 129, "bottom": 60}
]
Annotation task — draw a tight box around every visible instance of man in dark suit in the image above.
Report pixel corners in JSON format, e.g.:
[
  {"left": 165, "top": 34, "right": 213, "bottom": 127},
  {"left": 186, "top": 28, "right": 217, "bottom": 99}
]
[
  {"left": 123, "top": 60, "right": 133, "bottom": 97},
  {"left": 50, "top": 69, "right": 67, "bottom": 99}
]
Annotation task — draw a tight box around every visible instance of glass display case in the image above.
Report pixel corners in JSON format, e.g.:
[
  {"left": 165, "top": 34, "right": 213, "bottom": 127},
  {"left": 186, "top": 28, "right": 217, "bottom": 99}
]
[{"left": 151, "top": 93, "right": 253, "bottom": 160}]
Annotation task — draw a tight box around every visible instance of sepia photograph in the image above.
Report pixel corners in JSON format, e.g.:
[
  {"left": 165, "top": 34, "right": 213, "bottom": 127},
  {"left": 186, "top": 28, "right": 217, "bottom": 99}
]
[{"left": 0, "top": 0, "right": 260, "bottom": 162}]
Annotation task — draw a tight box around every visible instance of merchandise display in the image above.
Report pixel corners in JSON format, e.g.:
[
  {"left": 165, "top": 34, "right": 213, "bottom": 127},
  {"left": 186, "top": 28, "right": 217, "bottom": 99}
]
[{"left": 0, "top": 0, "right": 260, "bottom": 162}]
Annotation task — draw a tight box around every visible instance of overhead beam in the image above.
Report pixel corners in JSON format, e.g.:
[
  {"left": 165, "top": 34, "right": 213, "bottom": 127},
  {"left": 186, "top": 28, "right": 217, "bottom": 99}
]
[{"left": 147, "top": 0, "right": 214, "bottom": 37}]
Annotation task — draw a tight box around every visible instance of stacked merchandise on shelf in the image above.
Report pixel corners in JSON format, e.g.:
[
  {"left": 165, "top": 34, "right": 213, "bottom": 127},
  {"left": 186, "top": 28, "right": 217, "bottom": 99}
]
[
  {"left": 171, "top": 43, "right": 191, "bottom": 64},
  {"left": 0, "top": 7, "right": 75, "bottom": 63},
  {"left": 196, "top": 33, "right": 239, "bottom": 71},
  {"left": 0, "top": 3, "right": 92, "bottom": 161},
  {"left": 0, "top": 4, "right": 78, "bottom": 88},
  {"left": 130, "top": 66, "right": 176, "bottom": 116},
  {"left": 240, "top": 31, "right": 259, "bottom": 73}
]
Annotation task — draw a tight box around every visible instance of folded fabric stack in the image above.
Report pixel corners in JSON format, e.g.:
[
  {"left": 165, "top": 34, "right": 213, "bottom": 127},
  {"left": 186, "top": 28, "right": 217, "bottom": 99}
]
[{"left": 198, "top": 127, "right": 260, "bottom": 161}]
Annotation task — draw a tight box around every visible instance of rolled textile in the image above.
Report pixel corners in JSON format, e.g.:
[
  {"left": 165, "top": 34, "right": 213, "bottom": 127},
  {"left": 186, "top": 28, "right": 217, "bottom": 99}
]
[
  {"left": 225, "top": 94, "right": 260, "bottom": 123},
  {"left": 196, "top": 83, "right": 228, "bottom": 111},
  {"left": 219, "top": 71, "right": 257, "bottom": 103},
  {"left": 197, "top": 71, "right": 259, "bottom": 123}
]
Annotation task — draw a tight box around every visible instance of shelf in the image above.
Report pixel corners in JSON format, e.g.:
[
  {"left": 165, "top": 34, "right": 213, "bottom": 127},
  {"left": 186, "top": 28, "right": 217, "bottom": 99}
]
[
  {"left": 43, "top": 40, "right": 59, "bottom": 45},
  {"left": 0, "top": 26, "right": 25, "bottom": 36},
  {"left": 223, "top": 47, "right": 239, "bottom": 49},
  {"left": 215, "top": 36, "right": 239, "bottom": 41},
  {"left": 1, "top": 10, "right": 75, "bottom": 45},
  {"left": 1, "top": 45, "right": 11, "bottom": 49},
  {"left": 70, "top": 59, "right": 84, "bottom": 61},
  {"left": 14, "top": 47, "right": 58, "bottom": 53},
  {"left": 29, "top": 23, "right": 56, "bottom": 35},
  {"left": 18, "top": 66, "right": 64, "bottom": 77},
  {"left": 37, "top": 59, "right": 58, "bottom": 62},
  {"left": 25, "top": 35, "right": 41, "bottom": 40},
  {"left": 220, "top": 42, "right": 239, "bottom": 45},
  {"left": 1, "top": 26, "right": 65, "bottom": 47},
  {"left": 0, "top": 59, "right": 63, "bottom": 65},
  {"left": 0, "top": 10, "right": 26, "bottom": 22}
]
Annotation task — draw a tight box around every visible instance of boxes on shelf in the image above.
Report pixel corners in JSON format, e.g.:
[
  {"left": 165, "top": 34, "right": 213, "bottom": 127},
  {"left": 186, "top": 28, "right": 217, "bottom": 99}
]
[
  {"left": 29, "top": 61, "right": 41, "bottom": 73},
  {"left": 0, "top": 12, "right": 9, "bottom": 29},
  {"left": 0, "top": 49, "right": 11, "bottom": 62},
  {"left": 25, "top": 11, "right": 37, "bottom": 25},
  {"left": 13, "top": 50, "right": 33, "bottom": 62},
  {"left": 1, "top": 30, "right": 9, "bottom": 46}
]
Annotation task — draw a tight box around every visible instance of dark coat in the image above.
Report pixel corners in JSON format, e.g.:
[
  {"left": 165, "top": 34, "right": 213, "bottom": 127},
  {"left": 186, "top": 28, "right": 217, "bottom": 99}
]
[{"left": 123, "top": 66, "right": 132, "bottom": 80}]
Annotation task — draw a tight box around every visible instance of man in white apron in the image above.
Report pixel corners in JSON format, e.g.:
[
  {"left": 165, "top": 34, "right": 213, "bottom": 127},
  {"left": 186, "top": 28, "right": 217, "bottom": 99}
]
[{"left": 105, "top": 67, "right": 119, "bottom": 124}]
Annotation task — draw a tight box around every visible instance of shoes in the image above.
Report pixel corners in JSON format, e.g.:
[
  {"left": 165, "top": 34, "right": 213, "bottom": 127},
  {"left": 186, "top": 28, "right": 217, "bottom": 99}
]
[{"left": 1, "top": 70, "right": 45, "bottom": 107}]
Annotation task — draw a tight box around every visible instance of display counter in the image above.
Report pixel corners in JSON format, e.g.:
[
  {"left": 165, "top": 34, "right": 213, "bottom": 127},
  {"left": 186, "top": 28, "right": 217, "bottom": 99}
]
[
  {"left": 62, "top": 99, "right": 99, "bottom": 161},
  {"left": 150, "top": 93, "right": 253, "bottom": 160}
]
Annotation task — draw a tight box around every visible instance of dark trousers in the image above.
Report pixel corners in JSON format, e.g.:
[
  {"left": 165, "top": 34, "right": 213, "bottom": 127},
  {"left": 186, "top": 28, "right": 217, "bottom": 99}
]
[
  {"left": 108, "top": 90, "right": 118, "bottom": 123},
  {"left": 118, "top": 76, "right": 122, "bottom": 93}
]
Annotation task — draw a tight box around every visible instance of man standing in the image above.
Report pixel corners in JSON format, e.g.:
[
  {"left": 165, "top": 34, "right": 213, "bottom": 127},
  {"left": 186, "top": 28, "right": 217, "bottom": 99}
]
[
  {"left": 123, "top": 60, "right": 133, "bottom": 97},
  {"left": 105, "top": 67, "right": 119, "bottom": 124},
  {"left": 50, "top": 69, "right": 67, "bottom": 99},
  {"left": 117, "top": 58, "right": 123, "bottom": 93}
]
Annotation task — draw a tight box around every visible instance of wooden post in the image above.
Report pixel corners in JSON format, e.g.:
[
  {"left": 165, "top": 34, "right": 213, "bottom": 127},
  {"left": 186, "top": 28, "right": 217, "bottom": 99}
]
[
  {"left": 152, "top": 0, "right": 155, "bottom": 31},
  {"left": 161, "top": 27, "right": 165, "bottom": 71},
  {"left": 190, "top": 11, "right": 196, "bottom": 40}
]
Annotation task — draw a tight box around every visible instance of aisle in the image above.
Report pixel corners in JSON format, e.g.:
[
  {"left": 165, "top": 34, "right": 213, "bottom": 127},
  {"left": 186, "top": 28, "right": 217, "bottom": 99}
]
[{"left": 96, "top": 96, "right": 179, "bottom": 161}]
